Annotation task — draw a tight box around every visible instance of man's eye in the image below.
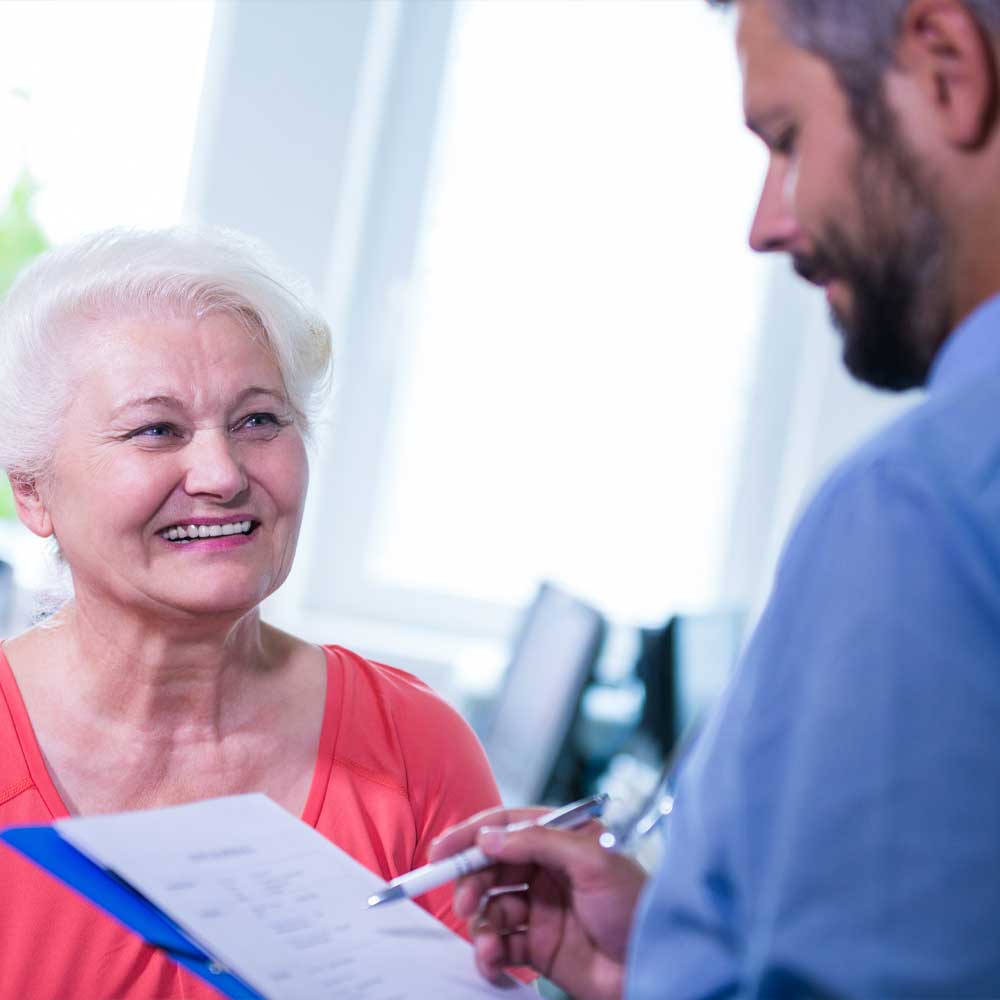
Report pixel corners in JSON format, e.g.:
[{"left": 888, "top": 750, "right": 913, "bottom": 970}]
[{"left": 774, "top": 127, "right": 797, "bottom": 155}]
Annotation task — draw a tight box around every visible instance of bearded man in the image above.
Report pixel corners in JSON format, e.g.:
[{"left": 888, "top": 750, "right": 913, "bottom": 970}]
[{"left": 432, "top": 1, "right": 1000, "bottom": 997}]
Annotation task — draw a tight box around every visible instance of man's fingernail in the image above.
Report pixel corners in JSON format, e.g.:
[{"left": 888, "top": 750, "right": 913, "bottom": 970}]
[
  {"left": 453, "top": 885, "right": 472, "bottom": 917},
  {"left": 478, "top": 825, "right": 506, "bottom": 852}
]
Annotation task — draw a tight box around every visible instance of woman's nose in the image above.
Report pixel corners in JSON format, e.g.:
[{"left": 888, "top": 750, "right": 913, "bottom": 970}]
[{"left": 182, "top": 431, "right": 249, "bottom": 502}]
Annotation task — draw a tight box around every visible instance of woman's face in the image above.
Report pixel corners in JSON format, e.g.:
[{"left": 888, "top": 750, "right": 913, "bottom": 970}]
[{"left": 30, "top": 312, "right": 309, "bottom": 621}]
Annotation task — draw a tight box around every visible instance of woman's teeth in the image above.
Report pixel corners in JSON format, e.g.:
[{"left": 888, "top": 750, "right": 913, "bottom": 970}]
[{"left": 161, "top": 520, "right": 254, "bottom": 542}]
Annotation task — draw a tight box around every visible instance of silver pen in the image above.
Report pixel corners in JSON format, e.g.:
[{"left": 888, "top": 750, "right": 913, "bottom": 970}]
[{"left": 366, "top": 792, "right": 609, "bottom": 908}]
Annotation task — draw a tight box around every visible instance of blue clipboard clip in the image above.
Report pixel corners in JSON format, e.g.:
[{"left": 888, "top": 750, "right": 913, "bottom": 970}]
[{"left": 0, "top": 824, "right": 265, "bottom": 1000}]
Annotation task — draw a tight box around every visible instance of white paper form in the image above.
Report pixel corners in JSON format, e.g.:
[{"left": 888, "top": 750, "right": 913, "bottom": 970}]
[{"left": 55, "top": 794, "right": 534, "bottom": 1000}]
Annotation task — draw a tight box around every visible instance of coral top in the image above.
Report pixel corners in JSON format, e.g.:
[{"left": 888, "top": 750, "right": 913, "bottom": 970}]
[{"left": 0, "top": 644, "right": 501, "bottom": 999}]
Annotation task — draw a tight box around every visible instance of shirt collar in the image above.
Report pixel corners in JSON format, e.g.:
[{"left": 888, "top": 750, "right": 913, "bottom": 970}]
[{"left": 928, "top": 291, "right": 1000, "bottom": 392}]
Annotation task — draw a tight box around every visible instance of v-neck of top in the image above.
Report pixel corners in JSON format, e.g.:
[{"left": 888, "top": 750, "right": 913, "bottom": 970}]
[{"left": 0, "top": 642, "right": 341, "bottom": 826}]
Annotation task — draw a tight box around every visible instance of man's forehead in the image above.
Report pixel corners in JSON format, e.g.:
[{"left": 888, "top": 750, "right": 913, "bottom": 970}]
[
  {"left": 736, "top": 0, "right": 794, "bottom": 85},
  {"left": 735, "top": 0, "right": 827, "bottom": 123}
]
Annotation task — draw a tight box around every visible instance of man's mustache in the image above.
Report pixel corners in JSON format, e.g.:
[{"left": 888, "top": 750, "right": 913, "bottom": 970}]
[{"left": 792, "top": 253, "right": 835, "bottom": 286}]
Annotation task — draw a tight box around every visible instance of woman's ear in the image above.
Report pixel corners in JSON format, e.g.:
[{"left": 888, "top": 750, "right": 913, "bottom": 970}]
[{"left": 8, "top": 474, "right": 54, "bottom": 538}]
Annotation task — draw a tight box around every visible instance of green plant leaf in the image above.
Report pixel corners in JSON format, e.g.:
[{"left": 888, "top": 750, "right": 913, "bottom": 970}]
[
  {"left": 0, "top": 478, "right": 15, "bottom": 521},
  {"left": 0, "top": 169, "right": 48, "bottom": 298},
  {"left": 0, "top": 168, "right": 48, "bottom": 519}
]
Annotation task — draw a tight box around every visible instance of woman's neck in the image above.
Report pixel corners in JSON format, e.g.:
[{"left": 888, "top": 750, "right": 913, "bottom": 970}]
[
  {"left": 4, "top": 605, "right": 326, "bottom": 817},
  {"left": 11, "top": 598, "right": 281, "bottom": 740}
]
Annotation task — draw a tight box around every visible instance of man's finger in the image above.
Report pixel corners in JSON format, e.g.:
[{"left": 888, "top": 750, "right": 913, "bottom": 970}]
[
  {"left": 477, "top": 824, "right": 613, "bottom": 889},
  {"left": 473, "top": 927, "right": 516, "bottom": 984},
  {"left": 473, "top": 885, "right": 530, "bottom": 935},
  {"left": 428, "top": 807, "right": 547, "bottom": 861},
  {"left": 496, "top": 923, "right": 533, "bottom": 970},
  {"left": 455, "top": 863, "right": 534, "bottom": 919}
]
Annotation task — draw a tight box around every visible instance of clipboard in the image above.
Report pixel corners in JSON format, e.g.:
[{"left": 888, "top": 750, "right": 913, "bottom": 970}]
[
  {"left": 3, "top": 795, "right": 534, "bottom": 999},
  {"left": 0, "top": 824, "right": 264, "bottom": 1000}
]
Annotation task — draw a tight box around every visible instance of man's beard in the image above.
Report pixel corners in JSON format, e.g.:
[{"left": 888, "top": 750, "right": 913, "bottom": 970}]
[{"left": 795, "top": 130, "right": 950, "bottom": 391}]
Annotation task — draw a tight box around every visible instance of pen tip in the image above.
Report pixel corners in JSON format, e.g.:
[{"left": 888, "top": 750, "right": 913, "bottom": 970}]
[{"left": 367, "top": 885, "right": 405, "bottom": 909}]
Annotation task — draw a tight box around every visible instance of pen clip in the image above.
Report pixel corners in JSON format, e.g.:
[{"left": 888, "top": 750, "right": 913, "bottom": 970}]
[{"left": 538, "top": 792, "right": 608, "bottom": 830}]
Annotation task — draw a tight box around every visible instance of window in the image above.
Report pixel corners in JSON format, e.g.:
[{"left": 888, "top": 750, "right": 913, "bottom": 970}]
[
  {"left": 0, "top": 0, "right": 215, "bottom": 241},
  {"left": 304, "top": 0, "right": 767, "bottom": 634}
]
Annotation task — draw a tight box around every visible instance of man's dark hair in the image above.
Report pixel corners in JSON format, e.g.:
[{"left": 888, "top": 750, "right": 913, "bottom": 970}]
[{"left": 709, "top": 0, "right": 1000, "bottom": 138}]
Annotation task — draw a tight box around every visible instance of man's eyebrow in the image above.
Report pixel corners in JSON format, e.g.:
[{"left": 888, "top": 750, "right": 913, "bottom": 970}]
[{"left": 108, "top": 386, "right": 289, "bottom": 421}]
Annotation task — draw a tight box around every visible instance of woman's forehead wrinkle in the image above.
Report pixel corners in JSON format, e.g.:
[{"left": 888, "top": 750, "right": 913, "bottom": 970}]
[{"left": 83, "top": 318, "right": 286, "bottom": 423}]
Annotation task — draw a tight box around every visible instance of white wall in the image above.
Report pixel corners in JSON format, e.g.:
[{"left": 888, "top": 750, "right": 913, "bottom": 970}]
[{"left": 722, "top": 263, "right": 921, "bottom": 627}]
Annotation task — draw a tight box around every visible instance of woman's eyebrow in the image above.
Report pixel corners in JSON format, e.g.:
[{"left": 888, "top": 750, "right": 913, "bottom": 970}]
[
  {"left": 108, "top": 387, "right": 289, "bottom": 422},
  {"left": 232, "top": 386, "right": 289, "bottom": 407},
  {"left": 108, "top": 394, "right": 182, "bottom": 421}
]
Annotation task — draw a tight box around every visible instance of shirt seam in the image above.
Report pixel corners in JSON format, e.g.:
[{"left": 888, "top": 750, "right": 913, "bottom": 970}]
[
  {"left": 0, "top": 657, "right": 50, "bottom": 810},
  {"left": 0, "top": 647, "right": 65, "bottom": 819},
  {"left": 331, "top": 754, "right": 408, "bottom": 798},
  {"left": 301, "top": 647, "right": 343, "bottom": 827},
  {"left": 0, "top": 775, "right": 34, "bottom": 808}
]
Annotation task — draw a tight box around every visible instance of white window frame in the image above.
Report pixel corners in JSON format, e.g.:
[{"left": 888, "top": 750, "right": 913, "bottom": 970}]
[
  {"left": 187, "top": 0, "right": 918, "bottom": 664},
  {"left": 189, "top": 0, "right": 517, "bottom": 651}
]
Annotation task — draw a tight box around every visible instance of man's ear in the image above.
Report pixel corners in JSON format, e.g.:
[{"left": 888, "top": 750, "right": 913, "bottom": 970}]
[
  {"left": 896, "top": 0, "right": 999, "bottom": 149},
  {"left": 8, "top": 474, "right": 54, "bottom": 539}
]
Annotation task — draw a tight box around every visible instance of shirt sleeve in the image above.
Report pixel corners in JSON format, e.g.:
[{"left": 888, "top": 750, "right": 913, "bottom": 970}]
[
  {"left": 628, "top": 450, "right": 1000, "bottom": 999},
  {"left": 399, "top": 686, "right": 503, "bottom": 936}
]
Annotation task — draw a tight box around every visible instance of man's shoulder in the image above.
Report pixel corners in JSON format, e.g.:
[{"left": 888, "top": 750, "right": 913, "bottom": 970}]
[
  {"left": 809, "top": 373, "right": 1000, "bottom": 533},
  {"left": 764, "top": 373, "right": 1000, "bottom": 646},
  {"left": 737, "top": 374, "right": 1000, "bottom": 759}
]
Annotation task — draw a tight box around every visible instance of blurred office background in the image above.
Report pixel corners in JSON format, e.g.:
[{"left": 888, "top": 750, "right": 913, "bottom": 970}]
[{"left": 0, "top": 0, "right": 918, "bottom": 823}]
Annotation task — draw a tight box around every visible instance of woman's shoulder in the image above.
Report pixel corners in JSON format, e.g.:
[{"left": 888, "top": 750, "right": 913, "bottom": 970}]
[
  {"left": 321, "top": 644, "right": 495, "bottom": 796},
  {"left": 323, "top": 643, "right": 467, "bottom": 735}
]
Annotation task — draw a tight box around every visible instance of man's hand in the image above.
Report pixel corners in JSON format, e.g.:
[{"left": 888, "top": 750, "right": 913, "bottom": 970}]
[{"left": 429, "top": 806, "right": 648, "bottom": 1000}]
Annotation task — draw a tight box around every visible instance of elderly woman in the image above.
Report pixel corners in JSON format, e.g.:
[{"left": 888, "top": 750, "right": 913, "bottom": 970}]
[{"left": 0, "top": 228, "right": 502, "bottom": 999}]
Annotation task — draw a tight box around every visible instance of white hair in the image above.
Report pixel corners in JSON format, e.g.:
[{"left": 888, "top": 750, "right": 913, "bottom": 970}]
[{"left": 0, "top": 226, "right": 333, "bottom": 482}]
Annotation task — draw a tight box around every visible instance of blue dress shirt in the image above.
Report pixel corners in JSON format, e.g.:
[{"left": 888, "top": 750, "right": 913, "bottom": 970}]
[{"left": 628, "top": 295, "right": 1000, "bottom": 999}]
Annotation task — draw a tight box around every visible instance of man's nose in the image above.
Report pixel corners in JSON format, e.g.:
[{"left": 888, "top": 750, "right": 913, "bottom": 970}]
[
  {"left": 748, "top": 161, "right": 801, "bottom": 254},
  {"left": 183, "top": 431, "right": 249, "bottom": 502}
]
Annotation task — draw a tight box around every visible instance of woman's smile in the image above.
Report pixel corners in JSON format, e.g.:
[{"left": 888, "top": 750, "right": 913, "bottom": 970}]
[{"left": 158, "top": 517, "right": 258, "bottom": 545}]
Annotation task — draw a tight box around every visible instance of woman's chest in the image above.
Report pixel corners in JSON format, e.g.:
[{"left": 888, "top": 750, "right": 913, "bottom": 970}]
[{"left": 34, "top": 726, "right": 319, "bottom": 818}]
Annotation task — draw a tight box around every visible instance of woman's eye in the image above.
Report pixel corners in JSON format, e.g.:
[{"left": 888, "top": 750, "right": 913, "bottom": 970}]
[
  {"left": 233, "top": 412, "right": 285, "bottom": 436},
  {"left": 131, "top": 423, "right": 178, "bottom": 439},
  {"left": 244, "top": 413, "right": 277, "bottom": 427}
]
